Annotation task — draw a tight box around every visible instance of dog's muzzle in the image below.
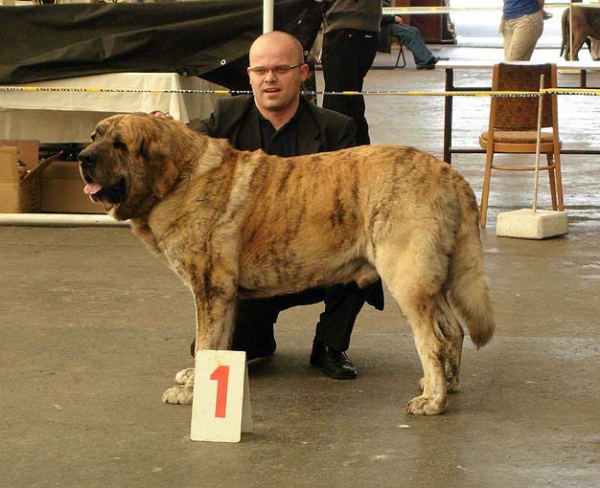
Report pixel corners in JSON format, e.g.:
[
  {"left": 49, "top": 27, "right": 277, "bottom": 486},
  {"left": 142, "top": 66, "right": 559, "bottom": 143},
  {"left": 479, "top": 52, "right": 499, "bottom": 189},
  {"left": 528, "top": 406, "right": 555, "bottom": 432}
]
[{"left": 78, "top": 148, "right": 127, "bottom": 204}]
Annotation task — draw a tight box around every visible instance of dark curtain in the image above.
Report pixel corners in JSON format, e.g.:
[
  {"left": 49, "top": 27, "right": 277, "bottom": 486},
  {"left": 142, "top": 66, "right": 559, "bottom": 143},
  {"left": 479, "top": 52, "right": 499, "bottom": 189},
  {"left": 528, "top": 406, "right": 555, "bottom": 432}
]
[{"left": 0, "top": 0, "right": 325, "bottom": 89}]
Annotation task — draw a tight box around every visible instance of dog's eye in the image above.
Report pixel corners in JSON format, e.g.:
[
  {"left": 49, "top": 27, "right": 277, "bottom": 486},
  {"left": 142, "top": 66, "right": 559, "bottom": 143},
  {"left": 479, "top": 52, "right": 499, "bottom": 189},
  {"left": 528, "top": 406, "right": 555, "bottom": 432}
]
[{"left": 112, "top": 134, "right": 127, "bottom": 151}]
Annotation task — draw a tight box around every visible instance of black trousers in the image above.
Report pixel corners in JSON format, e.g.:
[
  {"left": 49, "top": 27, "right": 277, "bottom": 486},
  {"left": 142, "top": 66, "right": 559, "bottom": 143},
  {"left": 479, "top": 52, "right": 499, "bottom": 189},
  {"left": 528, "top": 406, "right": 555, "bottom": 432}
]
[
  {"left": 321, "top": 28, "right": 379, "bottom": 146},
  {"left": 232, "top": 282, "right": 374, "bottom": 354},
  {"left": 189, "top": 280, "right": 384, "bottom": 358}
]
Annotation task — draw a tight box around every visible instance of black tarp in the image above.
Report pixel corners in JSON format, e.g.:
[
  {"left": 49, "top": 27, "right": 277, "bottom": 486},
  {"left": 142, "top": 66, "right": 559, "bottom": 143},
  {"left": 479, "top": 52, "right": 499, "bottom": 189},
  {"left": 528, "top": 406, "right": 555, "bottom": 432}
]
[{"left": 0, "top": 0, "right": 324, "bottom": 89}]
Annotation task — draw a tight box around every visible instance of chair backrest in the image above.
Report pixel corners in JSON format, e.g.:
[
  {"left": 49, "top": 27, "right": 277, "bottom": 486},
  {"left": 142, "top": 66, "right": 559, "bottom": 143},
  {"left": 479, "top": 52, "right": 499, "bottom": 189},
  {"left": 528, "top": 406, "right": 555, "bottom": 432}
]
[{"left": 491, "top": 63, "right": 557, "bottom": 130}]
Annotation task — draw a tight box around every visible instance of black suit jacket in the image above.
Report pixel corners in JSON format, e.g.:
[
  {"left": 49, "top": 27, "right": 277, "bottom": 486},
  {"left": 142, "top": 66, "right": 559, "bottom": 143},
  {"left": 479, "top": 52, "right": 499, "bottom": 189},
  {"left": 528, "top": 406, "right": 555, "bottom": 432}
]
[{"left": 189, "top": 95, "right": 357, "bottom": 154}]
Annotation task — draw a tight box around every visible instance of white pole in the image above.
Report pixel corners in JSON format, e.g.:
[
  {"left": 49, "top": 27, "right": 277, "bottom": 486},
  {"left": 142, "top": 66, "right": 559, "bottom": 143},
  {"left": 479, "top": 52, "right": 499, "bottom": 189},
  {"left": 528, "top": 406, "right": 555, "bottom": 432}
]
[
  {"left": 569, "top": 0, "right": 574, "bottom": 61},
  {"left": 532, "top": 75, "right": 545, "bottom": 214},
  {"left": 263, "top": 0, "right": 274, "bottom": 33}
]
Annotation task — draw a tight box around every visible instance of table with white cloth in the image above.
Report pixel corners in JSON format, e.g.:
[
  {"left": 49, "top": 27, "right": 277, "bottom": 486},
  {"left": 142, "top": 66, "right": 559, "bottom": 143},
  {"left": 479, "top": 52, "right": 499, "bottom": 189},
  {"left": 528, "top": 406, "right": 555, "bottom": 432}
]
[{"left": 0, "top": 72, "right": 223, "bottom": 143}]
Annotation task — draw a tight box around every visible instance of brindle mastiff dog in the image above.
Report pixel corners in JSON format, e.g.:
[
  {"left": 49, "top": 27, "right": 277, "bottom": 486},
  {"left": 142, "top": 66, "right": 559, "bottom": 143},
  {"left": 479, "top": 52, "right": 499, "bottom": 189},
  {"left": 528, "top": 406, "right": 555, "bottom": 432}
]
[{"left": 78, "top": 113, "right": 495, "bottom": 416}]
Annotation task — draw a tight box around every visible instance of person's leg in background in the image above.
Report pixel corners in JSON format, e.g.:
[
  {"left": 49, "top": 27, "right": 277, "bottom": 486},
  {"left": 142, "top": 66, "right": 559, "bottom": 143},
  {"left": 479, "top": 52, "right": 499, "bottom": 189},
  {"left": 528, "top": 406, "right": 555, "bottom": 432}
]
[
  {"left": 230, "top": 298, "right": 281, "bottom": 359},
  {"left": 321, "top": 28, "right": 378, "bottom": 146},
  {"left": 391, "top": 23, "right": 437, "bottom": 68},
  {"left": 189, "top": 284, "right": 374, "bottom": 380},
  {"left": 189, "top": 298, "right": 280, "bottom": 360},
  {"left": 500, "top": 16, "right": 513, "bottom": 58},
  {"left": 309, "top": 283, "right": 368, "bottom": 379},
  {"left": 503, "top": 12, "right": 544, "bottom": 61}
]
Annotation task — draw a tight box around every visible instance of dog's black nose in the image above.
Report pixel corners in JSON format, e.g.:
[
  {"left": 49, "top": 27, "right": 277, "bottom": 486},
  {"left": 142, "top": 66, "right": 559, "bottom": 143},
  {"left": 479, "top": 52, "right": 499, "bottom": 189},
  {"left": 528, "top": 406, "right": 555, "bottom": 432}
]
[{"left": 78, "top": 150, "right": 95, "bottom": 170}]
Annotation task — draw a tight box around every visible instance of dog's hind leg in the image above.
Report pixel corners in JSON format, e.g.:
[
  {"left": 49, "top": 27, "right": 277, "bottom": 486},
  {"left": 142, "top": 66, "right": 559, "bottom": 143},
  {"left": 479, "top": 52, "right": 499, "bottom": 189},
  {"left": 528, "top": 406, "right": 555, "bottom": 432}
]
[
  {"left": 376, "top": 244, "right": 451, "bottom": 415},
  {"left": 418, "top": 295, "right": 464, "bottom": 394}
]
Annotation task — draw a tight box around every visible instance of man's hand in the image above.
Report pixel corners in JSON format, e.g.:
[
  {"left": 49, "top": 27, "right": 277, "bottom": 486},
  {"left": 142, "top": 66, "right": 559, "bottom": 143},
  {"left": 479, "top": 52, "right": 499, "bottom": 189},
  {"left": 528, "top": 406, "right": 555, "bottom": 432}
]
[
  {"left": 149, "top": 110, "right": 174, "bottom": 120},
  {"left": 394, "top": 15, "right": 403, "bottom": 24}
]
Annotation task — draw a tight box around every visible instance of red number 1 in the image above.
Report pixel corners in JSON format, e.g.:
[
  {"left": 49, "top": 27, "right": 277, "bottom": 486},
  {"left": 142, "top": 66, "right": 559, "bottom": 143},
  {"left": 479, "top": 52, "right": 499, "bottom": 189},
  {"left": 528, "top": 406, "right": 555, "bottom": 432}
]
[{"left": 210, "top": 365, "right": 230, "bottom": 418}]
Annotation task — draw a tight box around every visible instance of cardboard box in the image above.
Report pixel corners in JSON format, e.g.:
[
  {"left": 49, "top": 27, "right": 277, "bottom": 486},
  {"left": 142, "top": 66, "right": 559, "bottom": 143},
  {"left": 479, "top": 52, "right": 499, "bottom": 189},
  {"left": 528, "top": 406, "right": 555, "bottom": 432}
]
[
  {"left": 41, "top": 160, "right": 100, "bottom": 213},
  {"left": 0, "top": 147, "right": 21, "bottom": 213},
  {"left": 0, "top": 146, "right": 19, "bottom": 181},
  {"left": 0, "top": 140, "right": 39, "bottom": 170},
  {"left": 0, "top": 146, "right": 43, "bottom": 213},
  {"left": 0, "top": 142, "right": 101, "bottom": 214}
]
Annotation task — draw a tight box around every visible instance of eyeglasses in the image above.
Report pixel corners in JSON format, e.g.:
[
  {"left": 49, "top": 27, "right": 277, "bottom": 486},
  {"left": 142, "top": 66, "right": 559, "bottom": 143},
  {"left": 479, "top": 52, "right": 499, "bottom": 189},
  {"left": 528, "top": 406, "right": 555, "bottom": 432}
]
[{"left": 248, "top": 63, "right": 303, "bottom": 76}]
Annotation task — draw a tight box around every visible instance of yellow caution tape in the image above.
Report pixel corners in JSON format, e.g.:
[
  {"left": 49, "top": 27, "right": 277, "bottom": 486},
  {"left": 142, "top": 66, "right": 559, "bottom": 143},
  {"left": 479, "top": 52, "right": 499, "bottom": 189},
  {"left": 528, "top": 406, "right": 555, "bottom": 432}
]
[{"left": 2, "top": 86, "right": 600, "bottom": 97}]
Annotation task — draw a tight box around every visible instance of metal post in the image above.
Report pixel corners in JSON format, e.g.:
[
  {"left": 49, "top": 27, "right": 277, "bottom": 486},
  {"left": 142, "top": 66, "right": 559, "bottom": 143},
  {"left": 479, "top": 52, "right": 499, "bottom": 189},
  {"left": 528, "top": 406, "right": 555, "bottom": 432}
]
[{"left": 263, "top": 0, "right": 274, "bottom": 33}]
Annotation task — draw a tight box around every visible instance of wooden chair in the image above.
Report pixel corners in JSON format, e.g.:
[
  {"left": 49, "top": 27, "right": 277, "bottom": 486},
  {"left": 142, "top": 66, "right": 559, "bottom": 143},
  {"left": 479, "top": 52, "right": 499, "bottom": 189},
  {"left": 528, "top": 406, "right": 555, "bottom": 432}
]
[{"left": 478, "top": 63, "right": 563, "bottom": 227}]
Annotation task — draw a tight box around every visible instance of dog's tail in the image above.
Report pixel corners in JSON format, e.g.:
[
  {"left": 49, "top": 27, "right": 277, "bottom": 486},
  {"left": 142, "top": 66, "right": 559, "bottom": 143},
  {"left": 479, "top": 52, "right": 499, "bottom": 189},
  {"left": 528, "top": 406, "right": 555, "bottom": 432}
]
[{"left": 447, "top": 178, "right": 496, "bottom": 349}]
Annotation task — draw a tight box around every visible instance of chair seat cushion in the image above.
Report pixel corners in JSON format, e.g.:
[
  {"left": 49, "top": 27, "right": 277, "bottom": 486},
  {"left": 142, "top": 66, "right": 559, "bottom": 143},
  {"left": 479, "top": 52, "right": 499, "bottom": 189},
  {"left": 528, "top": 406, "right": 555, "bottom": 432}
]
[{"left": 480, "top": 130, "right": 555, "bottom": 144}]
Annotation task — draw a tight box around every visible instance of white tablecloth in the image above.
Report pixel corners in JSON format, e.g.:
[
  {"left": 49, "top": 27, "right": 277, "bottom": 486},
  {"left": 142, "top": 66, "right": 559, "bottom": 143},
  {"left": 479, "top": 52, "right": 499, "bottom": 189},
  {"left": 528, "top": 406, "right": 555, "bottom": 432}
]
[{"left": 0, "top": 72, "right": 224, "bottom": 143}]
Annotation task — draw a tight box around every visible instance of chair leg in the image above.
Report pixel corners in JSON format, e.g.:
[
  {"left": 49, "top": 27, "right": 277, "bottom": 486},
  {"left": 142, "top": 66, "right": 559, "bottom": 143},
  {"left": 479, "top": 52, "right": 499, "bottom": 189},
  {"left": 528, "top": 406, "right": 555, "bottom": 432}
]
[
  {"left": 480, "top": 149, "right": 494, "bottom": 227},
  {"left": 547, "top": 153, "right": 558, "bottom": 211},
  {"left": 395, "top": 43, "right": 406, "bottom": 69}
]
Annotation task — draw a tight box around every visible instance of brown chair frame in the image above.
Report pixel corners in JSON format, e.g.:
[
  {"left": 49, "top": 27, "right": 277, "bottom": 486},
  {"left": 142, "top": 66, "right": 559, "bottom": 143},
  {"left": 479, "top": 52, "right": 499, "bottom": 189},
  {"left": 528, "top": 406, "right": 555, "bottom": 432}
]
[{"left": 478, "top": 63, "right": 564, "bottom": 227}]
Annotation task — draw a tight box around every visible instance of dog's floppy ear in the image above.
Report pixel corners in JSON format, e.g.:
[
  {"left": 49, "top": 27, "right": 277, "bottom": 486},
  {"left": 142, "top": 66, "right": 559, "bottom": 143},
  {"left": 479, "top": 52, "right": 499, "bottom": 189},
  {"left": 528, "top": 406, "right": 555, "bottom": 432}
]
[{"left": 141, "top": 137, "right": 179, "bottom": 199}]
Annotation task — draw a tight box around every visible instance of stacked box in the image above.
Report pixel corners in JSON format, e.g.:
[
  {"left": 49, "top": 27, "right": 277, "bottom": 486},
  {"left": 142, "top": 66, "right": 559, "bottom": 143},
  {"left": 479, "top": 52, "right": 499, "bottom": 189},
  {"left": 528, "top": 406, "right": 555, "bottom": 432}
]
[
  {"left": 0, "top": 147, "right": 21, "bottom": 213},
  {"left": 41, "top": 160, "right": 100, "bottom": 213},
  {"left": 0, "top": 141, "right": 101, "bottom": 214}
]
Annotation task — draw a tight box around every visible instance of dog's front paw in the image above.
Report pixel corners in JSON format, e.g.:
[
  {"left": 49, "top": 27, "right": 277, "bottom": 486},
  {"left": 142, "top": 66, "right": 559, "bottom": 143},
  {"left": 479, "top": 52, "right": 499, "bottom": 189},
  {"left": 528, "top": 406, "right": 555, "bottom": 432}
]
[
  {"left": 174, "top": 368, "right": 195, "bottom": 386},
  {"left": 406, "top": 394, "right": 447, "bottom": 415},
  {"left": 162, "top": 385, "right": 194, "bottom": 405}
]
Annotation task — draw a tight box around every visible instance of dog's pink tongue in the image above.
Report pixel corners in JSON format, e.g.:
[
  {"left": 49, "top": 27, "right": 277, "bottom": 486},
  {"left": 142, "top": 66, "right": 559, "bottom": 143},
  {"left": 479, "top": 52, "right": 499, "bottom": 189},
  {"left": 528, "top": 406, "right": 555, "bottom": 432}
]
[{"left": 84, "top": 182, "right": 102, "bottom": 195}]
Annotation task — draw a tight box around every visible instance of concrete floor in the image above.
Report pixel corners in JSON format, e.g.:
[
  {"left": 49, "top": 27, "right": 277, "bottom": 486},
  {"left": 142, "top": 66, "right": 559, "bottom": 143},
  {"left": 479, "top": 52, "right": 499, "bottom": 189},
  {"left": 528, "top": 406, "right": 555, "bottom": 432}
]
[{"left": 2, "top": 46, "right": 600, "bottom": 487}]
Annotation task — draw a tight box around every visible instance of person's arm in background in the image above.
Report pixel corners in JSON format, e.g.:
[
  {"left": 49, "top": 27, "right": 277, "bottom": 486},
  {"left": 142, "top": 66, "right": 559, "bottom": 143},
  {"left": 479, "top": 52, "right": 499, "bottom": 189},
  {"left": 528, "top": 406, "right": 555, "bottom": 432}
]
[
  {"left": 188, "top": 113, "right": 214, "bottom": 135},
  {"left": 539, "top": 0, "right": 552, "bottom": 20},
  {"left": 149, "top": 109, "right": 212, "bottom": 135}
]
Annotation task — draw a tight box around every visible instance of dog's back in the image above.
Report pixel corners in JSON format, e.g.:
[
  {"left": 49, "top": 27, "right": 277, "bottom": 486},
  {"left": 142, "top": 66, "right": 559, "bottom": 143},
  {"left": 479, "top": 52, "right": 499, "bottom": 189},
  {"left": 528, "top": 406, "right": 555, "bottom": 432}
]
[
  {"left": 560, "top": 6, "right": 600, "bottom": 60},
  {"left": 234, "top": 144, "right": 462, "bottom": 293},
  {"left": 232, "top": 143, "right": 494, "bottom": 347}
]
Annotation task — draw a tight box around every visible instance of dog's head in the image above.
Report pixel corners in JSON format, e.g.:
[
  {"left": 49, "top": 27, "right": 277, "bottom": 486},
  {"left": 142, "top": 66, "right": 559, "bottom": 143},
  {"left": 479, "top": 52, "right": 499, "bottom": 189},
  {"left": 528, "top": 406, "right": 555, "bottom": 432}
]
[{"left": 78, "top": 113, "right": 185, "bottom": 221}]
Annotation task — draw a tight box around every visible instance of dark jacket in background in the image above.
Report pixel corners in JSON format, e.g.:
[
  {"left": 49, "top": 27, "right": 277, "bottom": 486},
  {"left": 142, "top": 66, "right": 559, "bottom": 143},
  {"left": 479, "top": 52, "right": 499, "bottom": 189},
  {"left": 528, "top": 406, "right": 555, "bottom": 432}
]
[{"left": 191, "top": 95, "right": 357, "bottom": 155}]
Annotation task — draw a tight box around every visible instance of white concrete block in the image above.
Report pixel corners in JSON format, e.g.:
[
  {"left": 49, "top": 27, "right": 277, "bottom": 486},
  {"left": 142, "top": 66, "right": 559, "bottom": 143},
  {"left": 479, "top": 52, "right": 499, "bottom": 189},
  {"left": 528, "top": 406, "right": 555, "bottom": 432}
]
[{"left": 495, "top": 209, "right": 568, "bottom": 240}]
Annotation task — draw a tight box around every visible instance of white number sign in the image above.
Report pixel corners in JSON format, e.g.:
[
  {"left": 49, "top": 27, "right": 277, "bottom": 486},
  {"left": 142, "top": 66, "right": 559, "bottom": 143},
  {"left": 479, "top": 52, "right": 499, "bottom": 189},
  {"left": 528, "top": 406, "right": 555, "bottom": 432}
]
[{"left": 190, "top": 350, "right": 253, "bottom": 442}]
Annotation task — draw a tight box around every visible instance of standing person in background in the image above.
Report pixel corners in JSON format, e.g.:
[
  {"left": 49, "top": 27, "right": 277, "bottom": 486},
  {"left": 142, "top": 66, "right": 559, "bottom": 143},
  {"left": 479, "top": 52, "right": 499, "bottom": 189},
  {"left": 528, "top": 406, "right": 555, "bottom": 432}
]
[
  {"left": 318, "top": 0, "right": 382, "bottom": 146},
  {"left": 501, "top": 0, "right": 552, "bottom": 61}
]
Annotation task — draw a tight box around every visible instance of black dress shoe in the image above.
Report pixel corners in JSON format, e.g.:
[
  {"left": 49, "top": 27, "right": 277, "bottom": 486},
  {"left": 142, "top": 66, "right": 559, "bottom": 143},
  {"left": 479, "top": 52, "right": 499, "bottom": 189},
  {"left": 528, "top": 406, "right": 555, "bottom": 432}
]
[
  {"left": 310, "top": 340, "right": 357, "bottom": 379},
  {"left": 314, "top": 349, "right": 356, "bottom": 380},
  {"left": 322, "top": 349, "right": 357, "bottom": 379}
]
